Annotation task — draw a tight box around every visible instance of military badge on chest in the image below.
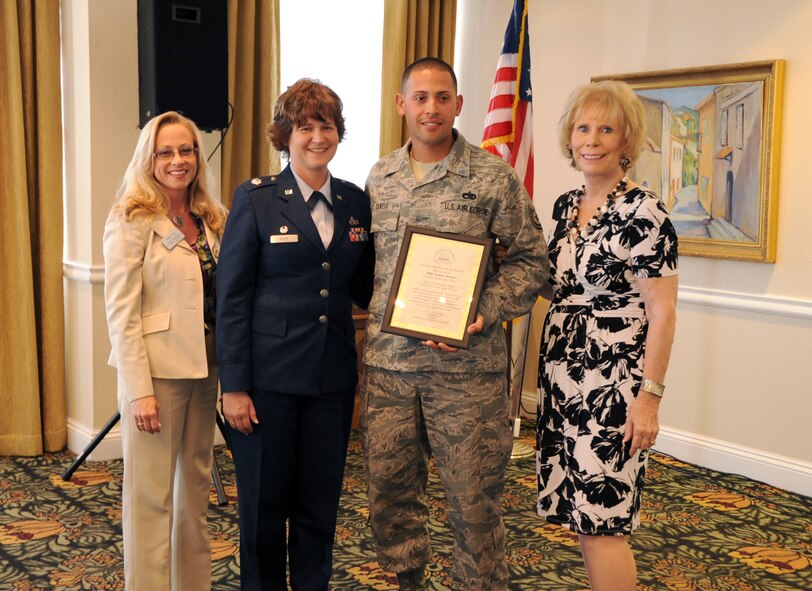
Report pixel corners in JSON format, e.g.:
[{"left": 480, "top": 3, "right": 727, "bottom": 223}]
[
  {"left": 349, "top": 224, "right": 368, "bottom": 242},
  {"left": 270, "top": 225, "right": 299, "bottom": 243}
]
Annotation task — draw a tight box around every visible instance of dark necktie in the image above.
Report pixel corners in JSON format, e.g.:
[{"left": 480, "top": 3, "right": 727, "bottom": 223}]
[{"left": 307, "top": 190, "right": 332, "bottom": 212}]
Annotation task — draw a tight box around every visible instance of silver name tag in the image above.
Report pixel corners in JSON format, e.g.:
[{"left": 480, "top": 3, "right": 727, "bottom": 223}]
[{"left": 161, "top": 228, "right": 185, "bottom": 250}]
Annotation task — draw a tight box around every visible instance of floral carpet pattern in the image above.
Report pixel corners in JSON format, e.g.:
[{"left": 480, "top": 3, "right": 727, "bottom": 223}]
[{"left": 1, "top": 431, "right": 810, "bottom": 590}]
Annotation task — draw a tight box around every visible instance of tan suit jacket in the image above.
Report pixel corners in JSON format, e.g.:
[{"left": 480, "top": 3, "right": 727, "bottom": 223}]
[{"left": 104, "top": 210, "right": 220, "bottom": 402}]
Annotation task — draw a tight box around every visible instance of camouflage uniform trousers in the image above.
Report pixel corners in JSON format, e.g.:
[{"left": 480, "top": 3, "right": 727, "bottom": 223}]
[{"left": 360, "top": 366, "right": 514, "bottom": 590}]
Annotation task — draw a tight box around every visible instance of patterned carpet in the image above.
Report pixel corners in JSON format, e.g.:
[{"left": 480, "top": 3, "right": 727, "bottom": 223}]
[{"left": 1, "top": 430, "right": 811, "bottom": 590}]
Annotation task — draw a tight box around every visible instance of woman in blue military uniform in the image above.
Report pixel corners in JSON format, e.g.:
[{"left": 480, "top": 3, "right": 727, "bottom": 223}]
[{"left": 216, "top": 79, "right": 374, "bottom": 591}]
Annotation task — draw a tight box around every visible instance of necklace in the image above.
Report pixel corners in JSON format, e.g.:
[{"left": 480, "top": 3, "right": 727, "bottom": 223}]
[
  {"left": 169, "top": 213, "right": 184, "bottom": 228},
  {"left": 567, "top": 176, "right": 629, "bottom": 240}
]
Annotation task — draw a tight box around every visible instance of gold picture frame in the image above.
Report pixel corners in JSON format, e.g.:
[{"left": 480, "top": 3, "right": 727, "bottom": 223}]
[{"left": 593, "top": 60, "right": 784, "bottom": 262}]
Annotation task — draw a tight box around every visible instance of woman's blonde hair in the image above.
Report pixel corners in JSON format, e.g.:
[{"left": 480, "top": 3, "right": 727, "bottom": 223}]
[
  {"left": 113, "top": 111, "right": 226, "bottom": 235},
  {"left": 557, "top": 80, "right": 646, "bottom": 171}
]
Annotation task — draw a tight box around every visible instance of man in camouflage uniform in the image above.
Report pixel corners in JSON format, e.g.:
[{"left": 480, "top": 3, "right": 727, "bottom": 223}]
[{"left": 361, "top": 57, "right": 549, "bottom": 590}]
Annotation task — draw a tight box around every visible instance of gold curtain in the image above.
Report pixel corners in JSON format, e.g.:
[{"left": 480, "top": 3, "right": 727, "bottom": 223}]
[
  {"left": 221, "top": 0, "right": 281, "bottom": 207},
  {"left": 379, "top": 0, "right": 457, "bottom": 157},
  {"left": 0, "top": 0, "right": 66, "bottom": 455}
]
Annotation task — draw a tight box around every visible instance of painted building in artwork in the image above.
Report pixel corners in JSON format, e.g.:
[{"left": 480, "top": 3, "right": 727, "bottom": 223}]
[
  {"left": 696, "top": 91, "right": 716, "bottom": 215},
  {"left": 634, "top": 96, "right": 686, "bottom": 209},
  {"left": 712, "top": 81, "right": 762, "bottom": 240},
  {"left": 668, "top": 135, "right": 685, "bottom": 209},
  {"left": 634, "top": 96, "right": 666, "bottom": 196}
]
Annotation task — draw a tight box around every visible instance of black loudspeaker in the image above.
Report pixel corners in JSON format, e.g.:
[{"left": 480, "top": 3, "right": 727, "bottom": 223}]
[{"left": 137, "top": 0, "right": 228, "bottom": 131}]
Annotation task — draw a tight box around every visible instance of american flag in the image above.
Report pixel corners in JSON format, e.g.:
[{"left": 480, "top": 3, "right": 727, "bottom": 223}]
[{"left": 481, "top": 0, "right": 534, "bottom": 197}]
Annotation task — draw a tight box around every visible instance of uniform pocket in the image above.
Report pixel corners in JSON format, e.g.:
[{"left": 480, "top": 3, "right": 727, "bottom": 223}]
[
  {"left": 252, "top": 311, "right": 287, "bottom": 337},
  {"left": 370, "top": 211, "right": 398, "bottom": 234},
  {"left": 141, "top": 310, "right": 170, "bottom": 335}
]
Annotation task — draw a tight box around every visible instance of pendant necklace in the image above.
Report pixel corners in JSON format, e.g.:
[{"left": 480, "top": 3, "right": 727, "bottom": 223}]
[
  {"left": 169, "top": 213, "right": 185, "bottom": 227},
  {"left": 567, "top": 176, "right": 629, "bottom": 241}
]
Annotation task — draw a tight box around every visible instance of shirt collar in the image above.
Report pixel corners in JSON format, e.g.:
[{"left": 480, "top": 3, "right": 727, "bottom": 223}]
[
  {"left": 385, "top": 129, "right": 470, "bottom": 181},
  {"left": 290, "top": 166, "right": 333, "bottom": 205}
]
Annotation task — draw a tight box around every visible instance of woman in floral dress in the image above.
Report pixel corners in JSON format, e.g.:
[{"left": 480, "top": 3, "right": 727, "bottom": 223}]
[{"left": 536, "top": 81, "right": 679, "bottom": 591}]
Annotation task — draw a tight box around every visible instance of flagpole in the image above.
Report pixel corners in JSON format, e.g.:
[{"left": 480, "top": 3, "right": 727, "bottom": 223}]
[
  {"left": 480, "top": 0, "right": 536, "bottom": 460},
  {"left": 507, "top": 315, "right": 535, "bottom": 459}
]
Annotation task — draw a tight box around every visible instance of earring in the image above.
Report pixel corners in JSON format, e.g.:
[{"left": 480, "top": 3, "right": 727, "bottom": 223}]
[
  {"left": 620, "top": 155, "right": 631, "bottom": 169},
  {"left": 566, "top": 145, "right": 573, "bottom": 158}
]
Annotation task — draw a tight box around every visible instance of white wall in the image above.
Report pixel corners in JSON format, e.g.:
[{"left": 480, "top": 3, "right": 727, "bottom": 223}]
[{"left": 456, "top": 0, "right": 812, "bottom": 495}]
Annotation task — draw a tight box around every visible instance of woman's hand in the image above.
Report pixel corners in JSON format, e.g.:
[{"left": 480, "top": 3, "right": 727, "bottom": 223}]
[
  {"left": 623, "top": 392, "right": 661, "bottom": 455},
  {"left": 222, "top": 391, "right": 259, "bottom": 435},
  {"left": 132, "top": 396, "right": 160, "bottom": 434}
]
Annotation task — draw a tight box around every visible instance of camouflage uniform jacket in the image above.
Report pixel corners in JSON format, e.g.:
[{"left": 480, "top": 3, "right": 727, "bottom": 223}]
[{"left": 364, "top": 130, "right": 550, "bottom": 373}]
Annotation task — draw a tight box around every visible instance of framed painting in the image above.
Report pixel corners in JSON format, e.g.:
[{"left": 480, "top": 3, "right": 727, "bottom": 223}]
[{"left": 593, "top": 60, "right": 784, "bottom": 262}]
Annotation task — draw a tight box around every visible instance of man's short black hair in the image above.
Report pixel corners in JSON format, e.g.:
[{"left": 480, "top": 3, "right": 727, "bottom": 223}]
[{"left": 401, "top": 57, "right": 458, "bottom": 93}]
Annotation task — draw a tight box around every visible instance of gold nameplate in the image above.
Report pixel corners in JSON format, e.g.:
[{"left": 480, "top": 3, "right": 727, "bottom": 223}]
[{"left": 270, "top": 234, "right": 299, "bottom": 244}]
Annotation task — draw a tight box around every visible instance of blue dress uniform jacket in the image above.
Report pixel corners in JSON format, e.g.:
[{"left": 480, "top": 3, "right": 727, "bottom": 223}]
[
  {"left": 216, "top": 165, "right": 373, "bottom": 590},
  {"left": 216, "top": 165, "right": 374, "bottom": 396}
]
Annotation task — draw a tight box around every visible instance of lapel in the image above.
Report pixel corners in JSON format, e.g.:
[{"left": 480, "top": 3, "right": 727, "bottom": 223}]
[
  {"left": 276, "top": 165, "right": 325, "bottom": 252},
  {"left": 151, "top": 214, "right": 221, "bottom": 260},
  {"left": 203, "top": 220, "right": 220, "bottom": 261},
  {"left": 150, "top": 216, "right": 194, "bottom": 253},
  {"left": 328, "top": 177, "right": 349, "bottom": 251}
]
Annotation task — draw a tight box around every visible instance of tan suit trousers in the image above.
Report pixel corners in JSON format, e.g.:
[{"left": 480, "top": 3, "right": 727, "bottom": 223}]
[{"left": 119, "top": 333, "right": 218, "bottom": 591}]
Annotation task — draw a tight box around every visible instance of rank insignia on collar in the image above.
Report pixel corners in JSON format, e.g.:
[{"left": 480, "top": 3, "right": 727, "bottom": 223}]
[
  {"left": 251, "top": 178, "right": 262, "bottom": 186},
  {"left": 349, "top": 216, "right": 359, "bottom": 225},
  {"left": 280, "top": 226, "right": 289, "bottom": 234},
  {"left": 284, "top": 188, "right": 294, "bottom": 195}
]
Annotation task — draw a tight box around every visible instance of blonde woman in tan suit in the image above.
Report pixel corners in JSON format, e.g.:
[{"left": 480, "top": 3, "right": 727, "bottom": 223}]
[{"left": 103, "top": 111, "right": 227, "bottom": 591}]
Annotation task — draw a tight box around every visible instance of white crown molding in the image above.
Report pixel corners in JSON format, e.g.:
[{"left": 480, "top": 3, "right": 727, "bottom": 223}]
[
  {"left": 678, "top": 286, "right": 812, "bottom": 320},
  {"left": 63, "top": 260, "right": 105, "bottom": 284}
]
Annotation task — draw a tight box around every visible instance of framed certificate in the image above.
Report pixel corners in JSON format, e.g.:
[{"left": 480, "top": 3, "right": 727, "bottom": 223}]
[{"left": 381, "top": 225, "right": 493, "bottom": 349}]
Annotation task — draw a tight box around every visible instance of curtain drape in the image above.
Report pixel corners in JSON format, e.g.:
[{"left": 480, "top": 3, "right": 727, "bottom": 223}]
[
  {"left": 379, "top": 0, "right": 457, "bottom": 157},
  {"left": 0, "top": 0, "right": 66, "bottom": 455},
  {"left": 221, "top": 0, "right": 281, "bottom": 207}
]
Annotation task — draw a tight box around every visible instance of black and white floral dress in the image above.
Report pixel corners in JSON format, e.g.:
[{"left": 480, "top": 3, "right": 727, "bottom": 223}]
[{"left": 536, "top": 186, "right": 678, "bottom": 535}]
